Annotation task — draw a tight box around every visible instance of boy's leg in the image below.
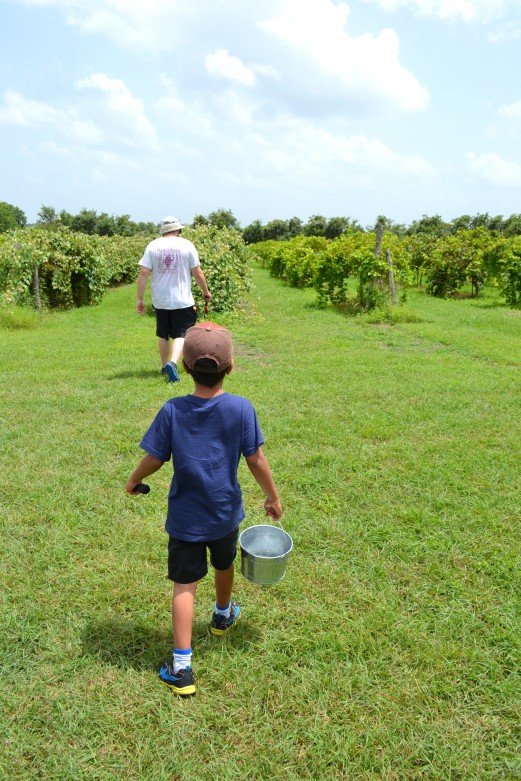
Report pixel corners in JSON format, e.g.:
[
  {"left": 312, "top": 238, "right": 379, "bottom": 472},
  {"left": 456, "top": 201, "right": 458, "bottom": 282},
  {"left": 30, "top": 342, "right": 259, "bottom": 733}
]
[
  {"left": 211, "top": 563, "right": 241, "bottom": 636},
  {"left": 172, "top": 581, "right": 198, "bottom": 649},
  {"left": 159, "top": 581, "right": 198, "bottom": 695},
  {"left": 215, "top": 564, "right": 234, "bottom": 609},
  {"left": 208, "top": 530, "right": 240, "bottom": 636}
]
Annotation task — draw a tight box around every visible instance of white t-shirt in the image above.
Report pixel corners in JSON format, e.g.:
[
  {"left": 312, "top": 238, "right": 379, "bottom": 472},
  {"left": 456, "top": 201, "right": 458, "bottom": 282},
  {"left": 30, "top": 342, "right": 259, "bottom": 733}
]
[{"left": 139, "top": 235, "right": 200, "bottom": 309}]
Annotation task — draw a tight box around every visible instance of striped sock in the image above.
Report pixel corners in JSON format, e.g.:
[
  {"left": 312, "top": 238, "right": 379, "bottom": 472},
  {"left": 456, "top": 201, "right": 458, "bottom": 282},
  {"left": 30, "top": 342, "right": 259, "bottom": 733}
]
[{"left": 173, "top": 647, "right": 192, "bottom": 674}]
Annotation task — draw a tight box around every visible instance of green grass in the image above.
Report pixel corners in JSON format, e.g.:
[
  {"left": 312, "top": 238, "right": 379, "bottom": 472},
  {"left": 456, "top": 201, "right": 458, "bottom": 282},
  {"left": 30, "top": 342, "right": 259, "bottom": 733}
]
[{"left": 1, "top": 268, "right": 520, "bottom": 780}]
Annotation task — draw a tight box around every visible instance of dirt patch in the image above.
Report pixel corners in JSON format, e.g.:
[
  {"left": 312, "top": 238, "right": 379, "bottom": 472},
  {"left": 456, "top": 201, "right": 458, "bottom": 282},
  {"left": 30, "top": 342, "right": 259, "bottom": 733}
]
[{"left": 233, "top": 342, "right": 272, "bottom": 368}]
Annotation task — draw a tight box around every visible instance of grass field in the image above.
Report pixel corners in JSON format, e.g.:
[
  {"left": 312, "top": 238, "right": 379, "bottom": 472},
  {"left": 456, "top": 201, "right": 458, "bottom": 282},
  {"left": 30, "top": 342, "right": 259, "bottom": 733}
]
[{"left": 1, "top": 267, "right": 520, "bottom": 780}]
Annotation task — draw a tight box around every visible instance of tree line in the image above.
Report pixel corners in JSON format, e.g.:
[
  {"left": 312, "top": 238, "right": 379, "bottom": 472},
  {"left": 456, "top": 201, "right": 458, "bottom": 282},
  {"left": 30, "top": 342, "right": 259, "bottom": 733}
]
[{"left": 3, "top": 200, "right": 521, "bottom": 244}]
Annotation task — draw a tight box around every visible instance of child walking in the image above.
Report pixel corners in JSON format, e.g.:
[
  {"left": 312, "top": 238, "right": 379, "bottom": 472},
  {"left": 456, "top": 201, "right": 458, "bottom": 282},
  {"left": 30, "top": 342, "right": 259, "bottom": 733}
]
[{"left": 126, "top": 321, "right": 282, "bottom": 695}]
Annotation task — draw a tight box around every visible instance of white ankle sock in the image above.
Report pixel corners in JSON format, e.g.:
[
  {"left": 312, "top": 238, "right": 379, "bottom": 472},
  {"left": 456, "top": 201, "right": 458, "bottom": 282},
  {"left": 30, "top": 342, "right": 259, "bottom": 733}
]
[
  {"left": 173, "top": 647, "right": 192, "bottom": 674},
  {"left": 214, "top": 601, "right": 231, "bottom": 618}
]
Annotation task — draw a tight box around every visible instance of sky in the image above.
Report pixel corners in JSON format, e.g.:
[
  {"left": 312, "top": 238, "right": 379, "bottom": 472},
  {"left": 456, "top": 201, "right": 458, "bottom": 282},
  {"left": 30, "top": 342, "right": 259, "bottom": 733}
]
[{"left": 1, "top": 0, "right": 521, "bottom": 230}]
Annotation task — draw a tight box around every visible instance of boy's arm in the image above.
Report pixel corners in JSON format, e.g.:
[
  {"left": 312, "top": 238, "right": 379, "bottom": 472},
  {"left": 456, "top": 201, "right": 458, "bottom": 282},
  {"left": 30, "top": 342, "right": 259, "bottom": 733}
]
[
  {"left": 126, "top": 454, "right": 164, "bottom": 494},
  {"left": 245, "top": 447, "right": 282, "bottom": 520}
]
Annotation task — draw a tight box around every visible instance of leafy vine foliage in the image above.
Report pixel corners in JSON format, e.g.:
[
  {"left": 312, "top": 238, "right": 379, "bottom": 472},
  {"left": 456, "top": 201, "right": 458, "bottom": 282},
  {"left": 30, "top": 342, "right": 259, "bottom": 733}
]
[
  {"left": 253, "top": 228, "right": 521, "bottom": 309},
  {"left": 0, "top": 225, "right": 254, "bottom": 313}
]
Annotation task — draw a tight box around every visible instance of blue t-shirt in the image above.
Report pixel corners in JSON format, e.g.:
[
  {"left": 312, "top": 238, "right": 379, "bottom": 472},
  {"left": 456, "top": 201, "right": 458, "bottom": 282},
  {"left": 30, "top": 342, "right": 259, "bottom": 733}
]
[{"left": 140, "top": 392, "right": 264, "bottom": 541}]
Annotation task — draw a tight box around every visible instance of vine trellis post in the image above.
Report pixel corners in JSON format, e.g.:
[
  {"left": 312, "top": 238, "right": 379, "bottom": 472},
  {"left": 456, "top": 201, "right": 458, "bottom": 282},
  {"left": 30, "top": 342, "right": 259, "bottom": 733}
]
[{"left": 33, "top": 263, "right": 42, "bottom": 311}]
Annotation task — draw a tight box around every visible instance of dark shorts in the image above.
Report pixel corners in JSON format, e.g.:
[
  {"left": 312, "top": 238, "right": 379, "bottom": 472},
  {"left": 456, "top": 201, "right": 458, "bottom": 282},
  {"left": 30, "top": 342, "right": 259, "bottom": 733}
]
[
  {"left": 167, "top": 527, "right": 239, "bottom": 584},
  {"left": 155, "top": 306, "right": 197, "bottom": 340}
]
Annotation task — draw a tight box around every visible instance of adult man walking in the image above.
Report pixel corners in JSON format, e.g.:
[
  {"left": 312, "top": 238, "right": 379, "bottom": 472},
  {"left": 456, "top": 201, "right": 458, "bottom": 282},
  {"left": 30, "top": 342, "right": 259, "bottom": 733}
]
[{"left": 137, "top": 216, "right": 212, "bottom": 382}]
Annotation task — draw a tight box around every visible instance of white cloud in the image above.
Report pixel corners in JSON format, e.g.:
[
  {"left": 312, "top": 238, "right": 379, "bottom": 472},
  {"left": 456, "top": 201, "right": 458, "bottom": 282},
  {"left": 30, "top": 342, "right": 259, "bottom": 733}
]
[
  {"left": 0, "top": 88, "right": 104, "bottom": 144},
  {"left": 75, "top": 73, "right": 157, "bottom": 147},
  {"left": 251, "top": 63, "right": 280, "bottom": 79},
  {"left": 0, "top": 88, "right": 62, "bottom": 126},
  {"left": 259, "top": 0, "right": 429, "bottom": 112},
  {"left": 16, "top": 0, "right": 182, "bottom": 54},
  {"left": 362, "top": 0, "right": 510, "bottom": 24},
  {"left": 488, "top": 19, "right": 521, "bottom": 40},
  {"left": 214, "top": 90, "right": 261, "bottom": 124},
  {"left": 262, "top": 120, "right": 436, "bottom": 179},
  {"left": 154, "top": 83, "right": 215, "bottom": 139},
  {"left": 467, "top": 151, "right": 521, "bottom": 186},
  {"left": 205, "top": 49, "right": 256, "bottom": 86},
  {"left": 497, "top": 100, "right": 521, "bottom": 121}
]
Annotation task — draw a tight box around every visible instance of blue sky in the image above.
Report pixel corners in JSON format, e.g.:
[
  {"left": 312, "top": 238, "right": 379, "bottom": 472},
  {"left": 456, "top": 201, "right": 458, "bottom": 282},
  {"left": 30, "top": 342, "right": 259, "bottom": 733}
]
[{"left": 1, "top": 0, "right": 521, "bottom": 229}]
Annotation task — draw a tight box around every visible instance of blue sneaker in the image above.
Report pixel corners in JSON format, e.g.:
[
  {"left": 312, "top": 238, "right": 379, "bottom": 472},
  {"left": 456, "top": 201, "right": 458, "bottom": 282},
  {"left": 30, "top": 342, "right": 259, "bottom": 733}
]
[
  {"left": 210, "top": 600, "right": 241, "bottom": 636},
  {"left": 158, "top": 663, "right": 196, "bottom": 695},
  {"left": 164, "top": 362, "right": 180, "bottom": 382}
]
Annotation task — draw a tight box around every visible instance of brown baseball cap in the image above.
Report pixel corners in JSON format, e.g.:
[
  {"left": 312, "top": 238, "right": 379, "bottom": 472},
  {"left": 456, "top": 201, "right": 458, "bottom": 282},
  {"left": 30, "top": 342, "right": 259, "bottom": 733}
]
[{"left": 183, "top": 321, "right": 233, "bottom": 372}]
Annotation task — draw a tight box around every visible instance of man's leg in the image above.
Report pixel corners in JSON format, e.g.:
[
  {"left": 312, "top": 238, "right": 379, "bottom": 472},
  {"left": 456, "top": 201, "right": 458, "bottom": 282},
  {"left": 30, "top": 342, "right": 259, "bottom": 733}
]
[
  {"left": 158, "top": 337, "right": 171, "bottom": 367},
  {"left": 170, "top": 337, "right": 185, "bottom": 366},
  {"left": 159, "top": 336, "right": 180, "bottom": 381}
]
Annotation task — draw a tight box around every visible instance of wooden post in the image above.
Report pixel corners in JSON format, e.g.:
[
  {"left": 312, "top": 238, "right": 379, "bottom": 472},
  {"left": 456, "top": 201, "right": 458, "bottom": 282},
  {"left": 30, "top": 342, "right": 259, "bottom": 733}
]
[
  {"left": 373, "top": 221, "right": 385, "bottom": 292},
  {"left": 374, "top": 221, "right": 384, "bottom": 258},
  {"left": 386, "top": 248, "right": 398, "bottom": 304},
  {"left": 33, "top": 263, "right": 42, "bottom": 311}
]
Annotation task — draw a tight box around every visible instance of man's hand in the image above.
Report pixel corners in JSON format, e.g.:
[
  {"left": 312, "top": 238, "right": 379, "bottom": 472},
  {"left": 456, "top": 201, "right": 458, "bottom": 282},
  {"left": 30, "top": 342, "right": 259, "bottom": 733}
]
[{"left": 136, "top": 299, "right": 146, "bottom": 315}]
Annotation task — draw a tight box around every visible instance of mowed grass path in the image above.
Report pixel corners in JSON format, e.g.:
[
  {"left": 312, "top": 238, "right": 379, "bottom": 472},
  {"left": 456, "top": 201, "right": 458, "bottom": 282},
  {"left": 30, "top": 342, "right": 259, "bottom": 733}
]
[{"left": 1, "top": 266, "right": 520, "bottom": 780}]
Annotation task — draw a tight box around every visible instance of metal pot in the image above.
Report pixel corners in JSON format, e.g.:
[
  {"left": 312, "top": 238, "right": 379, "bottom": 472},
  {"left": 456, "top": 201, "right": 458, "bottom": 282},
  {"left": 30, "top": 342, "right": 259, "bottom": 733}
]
[{"left": 239, "top": 524, "right": 293, "bottom": 585}]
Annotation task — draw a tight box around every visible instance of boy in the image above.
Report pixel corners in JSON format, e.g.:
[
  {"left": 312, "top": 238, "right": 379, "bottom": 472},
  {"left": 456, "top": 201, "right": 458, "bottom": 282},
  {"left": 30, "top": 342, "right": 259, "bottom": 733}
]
[{"left": 126, "top": 321, "right": 282, "bottom": 695}]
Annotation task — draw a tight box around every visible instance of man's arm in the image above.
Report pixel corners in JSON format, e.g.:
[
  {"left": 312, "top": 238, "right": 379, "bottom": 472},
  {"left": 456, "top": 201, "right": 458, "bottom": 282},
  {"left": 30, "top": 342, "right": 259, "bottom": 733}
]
[
  {"left": 136, "top": 267, "right": 152, "bottom": 315},
  {"left": 245, "top": 447, "right": 282, "bottom": 520},
  {"left": 191, "top": 266, "right": 212, "bottom": 304}
]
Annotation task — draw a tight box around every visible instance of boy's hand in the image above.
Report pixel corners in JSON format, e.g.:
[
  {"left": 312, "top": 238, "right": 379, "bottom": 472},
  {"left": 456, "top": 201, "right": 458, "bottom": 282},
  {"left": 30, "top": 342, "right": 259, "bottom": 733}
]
[
  {"left": 264, "top": 497, "right": 282, "bottom": 521},
  {"left": 126, "top": 479, "right": 149, "bottom": 495}
]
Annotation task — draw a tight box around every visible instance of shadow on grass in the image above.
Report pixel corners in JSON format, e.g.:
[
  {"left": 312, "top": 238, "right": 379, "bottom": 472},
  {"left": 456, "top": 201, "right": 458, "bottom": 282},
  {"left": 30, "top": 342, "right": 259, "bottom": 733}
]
[
  {"left": 81, "top": 618, "right": 171, "bottom": 670},
  {"left": 108, "top": 369, "right": 164, "bottom": 380},
  {"left": 81, "top": 616, "right": 260, "bottom": 671}
]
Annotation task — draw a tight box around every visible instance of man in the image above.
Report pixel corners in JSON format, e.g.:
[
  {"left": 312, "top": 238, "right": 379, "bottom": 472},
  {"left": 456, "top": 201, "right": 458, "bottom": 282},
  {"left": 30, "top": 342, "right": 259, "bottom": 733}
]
[{"left": 136, "top": 216, "right": 212, "bottom": 382}]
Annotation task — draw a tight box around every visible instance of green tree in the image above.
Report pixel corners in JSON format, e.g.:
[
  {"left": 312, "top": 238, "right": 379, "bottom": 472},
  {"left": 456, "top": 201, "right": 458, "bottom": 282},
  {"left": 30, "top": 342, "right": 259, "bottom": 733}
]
[
  {"left": 37, "top": 205, "right": 59, "bottom": 225},
  {"left": 324, "top": 217, "right": 349, "bottom": 239},
  {"left": 243, "top": 220, "right": 264, "bottom": 245},
  {"left": 0, "top": 201, "right": 26, "bottom": 232},
  {"left": 72, "top": 209, "right": 98, "bottom": 235},
  {"left": 59, "top": 210, "right": 74, "bottom": 228},
  {"left": 487, "top": 215, "right": 504, "bottom": 235},
  {"left": 450, "top": 215, "right": 472, "bottom": 233},
  {"left": 208, "top": 208, "right": 240, "bottom": 231},
  {"left": 96, "top": 213, "right": 116, "bottom": 236},
  {"left": 503, "top": 214, "right": 521, "bottom": 237},
  {"left": 136, "top": 221, "right": 157, "bottom": 234},
  {"left": 263, "top": 219, "right": 288, "bottom": 241},
  {"left": 408, "top": 214, "right": 450, "bottom": 238},
  {"left": 114, "top": 214, "right": 134, "bottom": 236},
  {"left": 303, "top": 214, "right": 327, "bottom": 237},
  {"left": 192, "top": 214, "right": 209, "bottom": 227},
  {"left": 287, "top": 217, "right": 303, "bottom": 238},
  {"left": 470, "top": 213, "right": 490, "bottom": 230}
]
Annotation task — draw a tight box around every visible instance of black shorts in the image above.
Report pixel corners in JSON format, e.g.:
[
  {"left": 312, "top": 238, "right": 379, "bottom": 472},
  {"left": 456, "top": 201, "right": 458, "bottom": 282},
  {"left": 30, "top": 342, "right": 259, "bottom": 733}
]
[
  {"left": 155, "top": 306, "right": 197, "bottom": 340},
  {"left": 167, "top": 527, "right": 239, "bottom": 584}
]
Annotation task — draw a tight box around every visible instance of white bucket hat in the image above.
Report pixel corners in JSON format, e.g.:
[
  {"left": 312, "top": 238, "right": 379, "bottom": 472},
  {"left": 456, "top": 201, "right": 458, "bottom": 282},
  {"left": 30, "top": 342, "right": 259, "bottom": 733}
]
[{"left": 159, "top": 216, "right": 184, "bottom": 234}]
